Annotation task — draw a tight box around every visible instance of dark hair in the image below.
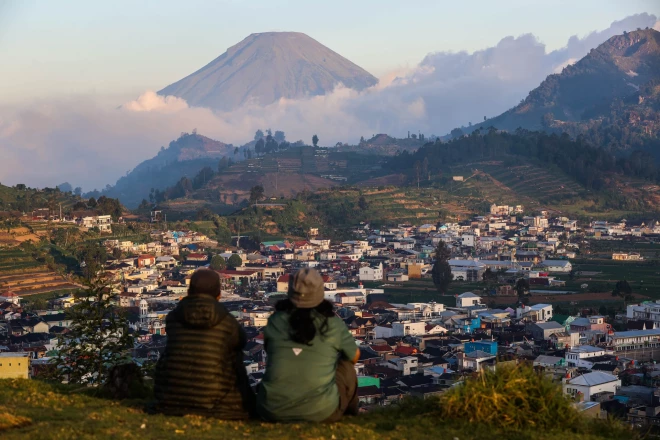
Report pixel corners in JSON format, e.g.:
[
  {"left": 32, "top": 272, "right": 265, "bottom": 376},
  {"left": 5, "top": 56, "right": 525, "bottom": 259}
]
[
  {"left": 275, "top": 298, "right": 335, "bottom": 345},
  {"left": 188, "top": 269, "right": 220, "bottom": 297}
]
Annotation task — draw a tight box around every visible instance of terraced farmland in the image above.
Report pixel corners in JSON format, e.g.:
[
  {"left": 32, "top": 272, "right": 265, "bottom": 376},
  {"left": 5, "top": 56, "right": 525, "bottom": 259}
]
[
  {"left": 0, "top": 249, "right": 79, "bottom": 297},
  {"left": 447, "top": 162, "right": 585, "bottom": 206},
  {"left": 480, "top": 164, "right": 584, "bottom": 200}
]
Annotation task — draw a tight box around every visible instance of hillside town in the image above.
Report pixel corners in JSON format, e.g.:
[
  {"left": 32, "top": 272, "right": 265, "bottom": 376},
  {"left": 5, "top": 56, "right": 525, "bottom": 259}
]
[{"left": 3, "top": 203, "right": 660, "bottom": 424}]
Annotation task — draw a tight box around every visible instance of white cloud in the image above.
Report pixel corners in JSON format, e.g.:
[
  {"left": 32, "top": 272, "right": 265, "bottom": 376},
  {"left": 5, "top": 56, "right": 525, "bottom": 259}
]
[
  {"left": 0, "top": 13, "right": 656, "bottom": 191},
  {"left": 122, "top": 91, "right": 188, "bottom": 112},
  {"left": 553, "top": 58, "right": 578, "bottom": 74}
]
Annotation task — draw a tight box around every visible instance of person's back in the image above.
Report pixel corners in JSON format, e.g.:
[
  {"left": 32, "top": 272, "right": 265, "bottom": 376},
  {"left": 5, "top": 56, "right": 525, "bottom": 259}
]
[
  {"left": 257, "top": 268, "right": 359, "bottom": 422},
  {"left": 154, "top": 269, "right": 253, "bottom": 419}
]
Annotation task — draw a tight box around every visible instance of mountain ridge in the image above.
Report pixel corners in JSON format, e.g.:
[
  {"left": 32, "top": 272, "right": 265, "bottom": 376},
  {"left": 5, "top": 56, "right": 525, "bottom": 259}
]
[
  {"left": 95, "top": 132, "right": 235, "bottom": 208},
  {"left": 158, "top": 32, "right": 378, "bottom": 111},
  {"left": 465, "top": 28, "right": 660, "bottom": 142}
]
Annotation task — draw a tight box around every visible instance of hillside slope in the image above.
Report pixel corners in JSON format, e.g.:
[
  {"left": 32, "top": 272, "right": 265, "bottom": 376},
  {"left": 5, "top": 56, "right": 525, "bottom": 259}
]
[
  {"left": 98, "top": 133, "right": 234, "bottom": 208},
  {"left": 159, "top": 32, "right": 378, "bottom": 111},
  {"left": 470, "top": 29, "right": 660, "bottom": 147},
  {"left": 0, "top": 379, "right": 631, "bottom": 440}
]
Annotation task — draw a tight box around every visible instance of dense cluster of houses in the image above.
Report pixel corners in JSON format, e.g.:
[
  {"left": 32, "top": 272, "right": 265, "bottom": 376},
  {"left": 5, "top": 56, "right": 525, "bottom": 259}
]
[
  {"left": 4, "top": 204, "right": 660, "bottom": 422},
  {"left": 5, "top": 276, "right": 660, "bottom": 425}
]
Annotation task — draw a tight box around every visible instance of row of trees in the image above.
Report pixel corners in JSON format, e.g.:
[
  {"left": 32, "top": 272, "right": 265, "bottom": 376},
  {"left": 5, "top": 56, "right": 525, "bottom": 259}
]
[
  {"left": 387, "top": 129, "right": 660, "bottom": 190},
  {"left": 72, "top": 196, "right": 123, "bottom": 220},
  {"left": 210, "top": 253, "right": 242, "bottom": 270}
]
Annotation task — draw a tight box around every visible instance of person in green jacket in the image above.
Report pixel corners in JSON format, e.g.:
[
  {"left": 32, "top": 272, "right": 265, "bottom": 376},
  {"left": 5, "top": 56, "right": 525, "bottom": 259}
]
[
  {"left": 154, "top": 268, "right": 255, "bottom": 419},
  {"left": 257, "top": 268, "right": 360, "bottom": 423}
]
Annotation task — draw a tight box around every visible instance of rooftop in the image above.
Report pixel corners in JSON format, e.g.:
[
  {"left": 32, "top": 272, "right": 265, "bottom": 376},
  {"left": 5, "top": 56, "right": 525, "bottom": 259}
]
[{"left": 568, "top": 372, "right": 619, "bottom": 387}]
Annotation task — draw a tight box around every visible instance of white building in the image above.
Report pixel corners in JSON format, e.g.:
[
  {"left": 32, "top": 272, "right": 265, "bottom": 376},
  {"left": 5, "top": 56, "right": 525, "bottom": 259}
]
[
  {"left": 359, "top": 263, "right": 383, "bottom": 281},
  {"left": 456, "top": 292, "right": 482, "bottom": 308},
  {"left": 626, "top": 301, "right": 660, "bottom": 328},
  {"left": 319, "top": 251, "right": 337, "bottom": 261},
  {"left": 539, "top": 260, "right": 572, "bottom": 273},
  {"left": 563, "top": 372, "right": 620, "bottom": 401},
  {"left": 0, "top": 291, "right": 21, "bottom": 305},
  {"left": 405, "top": 302, "right": 445, "bottom": 316},
  {"left": 79, "top": 215, "right": 112, "bottom": 232},
  {"left": 608, "top": 328, "right": 660, "bottom": 352},
  {"left": 565, "top": 346, "right": 610, "bottom": 368},
  {"left": 374, "top": 321, "right": 426, "bottom": 338},
  {"left": 460, "top": 234, "right": 476, "bottom": 247},
  {"left": 516, "top": 303, "right": 553, "bottom": 322},
  {"left": 457, "top": 350, "right": 497, "bottom": 372},
  {"left": 449, "top": 259, "right": 485, "bottom": 282},
  {"left": 388, "top": 356, "right": 419, "bottom": 376}
]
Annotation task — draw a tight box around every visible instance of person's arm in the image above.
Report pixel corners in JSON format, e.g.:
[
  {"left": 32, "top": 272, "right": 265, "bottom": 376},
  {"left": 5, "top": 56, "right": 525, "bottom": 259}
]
[
  {"left": 336, "top": 317, "right": 360, "bottom": 363},
  {"left": 351, "top": 347, "right": 360, "bottom": 364},
  {"left": 236, "top": 323, "right": 247, "bottom": 350}
]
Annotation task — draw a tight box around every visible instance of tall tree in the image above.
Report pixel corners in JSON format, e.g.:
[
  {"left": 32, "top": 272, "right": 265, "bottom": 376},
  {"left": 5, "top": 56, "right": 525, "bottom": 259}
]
[
  {"left": 193, "top": 167, "right": 215, "bottom": 190},
  {"left": 79, "top": 242, "right": 108, "bottom": 281},
  {"left": 254, "top": 129, "right": 264, "bottom": 141},
  {"left": 431, "top": 241, "right": 453, "bottom": 294},
  {"left": 255, "top": 138, "right": 265, "bottom": 155},
  {"left": 250, "top": 185, "right": 265, "bottom": 204},
  {"left": 210, "top": 255, "right": 227, "bottom": 271},
  {"left": 516, "top": 278, "right": 530, "bottom": 300},
  {"left": 218, "top": 156, "right": 229, "bottom": 172},
  {"left": 612, "top": 280, "right": 633, "bottom": 308},
  {"left": 358, "top": 196, "right": 369, "bottom": 210},
  {"left": 312, "top": 134, "right": 319, "bottom": 147},
  {"left": 274, "top": 130, "right": 286, "bottom": 143},
  {"left": 48, "top": 278, "right": 134, "bottom": 385},
  {"left": 227, "top": 254, "right": 243, "bottom": 269}
]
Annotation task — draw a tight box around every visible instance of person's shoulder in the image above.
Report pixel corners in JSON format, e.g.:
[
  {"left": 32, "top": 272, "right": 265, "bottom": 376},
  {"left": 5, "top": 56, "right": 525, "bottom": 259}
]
[{"left": 327, "top": 315, "right": 349, "bottom": 331}]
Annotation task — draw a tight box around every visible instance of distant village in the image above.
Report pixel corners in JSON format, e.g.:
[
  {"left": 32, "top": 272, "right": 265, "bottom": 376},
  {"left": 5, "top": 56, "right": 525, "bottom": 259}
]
[{"left": 4, "top": 203, "right": 660, "bottom": 424}]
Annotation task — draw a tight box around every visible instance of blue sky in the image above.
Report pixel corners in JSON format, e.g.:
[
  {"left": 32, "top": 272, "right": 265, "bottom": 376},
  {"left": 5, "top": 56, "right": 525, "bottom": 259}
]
[{"left": 1, "top": 0, "right": 659, "bottom": 103}]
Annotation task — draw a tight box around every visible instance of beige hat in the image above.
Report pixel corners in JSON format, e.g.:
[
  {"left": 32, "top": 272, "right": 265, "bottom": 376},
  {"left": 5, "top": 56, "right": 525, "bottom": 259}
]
[{"left": 288, "top": 268, "right": 324, "bottom": 309}]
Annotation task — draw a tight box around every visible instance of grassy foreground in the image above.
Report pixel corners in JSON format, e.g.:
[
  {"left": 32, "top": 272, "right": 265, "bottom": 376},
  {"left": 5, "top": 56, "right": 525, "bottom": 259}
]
[{"left": 0, "top": 371, "right": 636, "bottom": 440}]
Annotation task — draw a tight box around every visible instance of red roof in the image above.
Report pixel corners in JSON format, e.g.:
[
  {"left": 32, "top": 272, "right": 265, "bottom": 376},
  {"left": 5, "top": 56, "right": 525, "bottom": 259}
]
[
  {"left": 277, "top": 274, "right": 291, "bottom": 283},
  {"left": 269, "top": 246, "right": 280, "bottom": 252},
  {"left": 1, "top": 291, "right": 19, "bottom": 298},
  {"left": 370, "top": 344, "right": 393, "bottom": 353},
  {"left": 138, "top": 254, "right": 156, "bottom": 260},
  {"left": 395, "top": 346, "right": 417, "bottom": 356},
  {"left": 294, "top": 241, "right": 309, "bottom": 247},
  {"left": 187, "top": 253, "right": 208, "bottom": 259},
  {"left": 322, "top": 275, "right": 331, "bottom": 282}
]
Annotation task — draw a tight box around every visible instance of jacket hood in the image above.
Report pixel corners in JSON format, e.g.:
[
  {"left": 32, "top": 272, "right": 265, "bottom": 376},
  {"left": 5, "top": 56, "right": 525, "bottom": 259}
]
[{"left": 174, "top": 294, "right": 228, "bottom": 329}]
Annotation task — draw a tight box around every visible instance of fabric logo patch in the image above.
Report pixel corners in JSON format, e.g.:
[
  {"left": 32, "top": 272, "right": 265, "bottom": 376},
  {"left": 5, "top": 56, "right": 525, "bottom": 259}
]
[{"left": 292, "top": 348, "right": 303, "bottom": 356}]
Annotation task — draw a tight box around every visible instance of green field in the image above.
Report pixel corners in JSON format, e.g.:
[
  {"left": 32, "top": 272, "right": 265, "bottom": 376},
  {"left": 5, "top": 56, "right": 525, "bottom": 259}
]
[
  {"left": 360, "top": 255, "right": 660, "bottom": 309},
  {"left": 569, "top": 258, "right": 660, "bottom": 299}
]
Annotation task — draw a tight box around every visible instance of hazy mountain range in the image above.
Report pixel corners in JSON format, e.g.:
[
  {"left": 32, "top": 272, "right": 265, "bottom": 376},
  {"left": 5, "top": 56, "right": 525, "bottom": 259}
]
[
  {"left": 1, "top": 13, "right": 657, "bottom": 192},
  {"left": 159, "top": 32, "right": 378, "bottom": 111},
  {"left": 96, "top": 28, "right": 660, "bottom": 208}
]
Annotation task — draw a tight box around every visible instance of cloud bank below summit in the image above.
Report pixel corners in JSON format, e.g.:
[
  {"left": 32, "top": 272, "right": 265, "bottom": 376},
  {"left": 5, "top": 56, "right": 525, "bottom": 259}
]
[{"left": 0, "top": 13, "right": 657, "bottom": 190}]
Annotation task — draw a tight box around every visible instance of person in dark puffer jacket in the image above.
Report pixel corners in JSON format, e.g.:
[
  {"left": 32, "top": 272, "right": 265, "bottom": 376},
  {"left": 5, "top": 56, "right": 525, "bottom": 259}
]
[{"left": 154, "top": 268, "right": 254, "bottom": 419}]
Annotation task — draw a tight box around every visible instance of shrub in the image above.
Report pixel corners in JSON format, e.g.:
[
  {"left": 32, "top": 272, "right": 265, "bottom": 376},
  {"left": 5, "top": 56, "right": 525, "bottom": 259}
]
[{"left": 438, "top": 364, "right": 579, "bottom": 430}]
